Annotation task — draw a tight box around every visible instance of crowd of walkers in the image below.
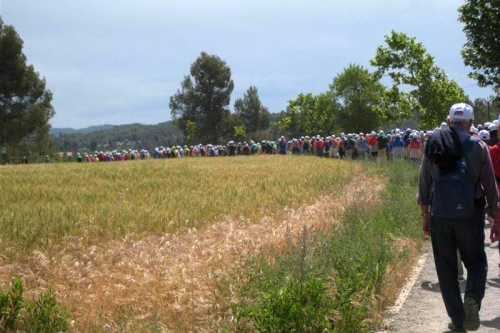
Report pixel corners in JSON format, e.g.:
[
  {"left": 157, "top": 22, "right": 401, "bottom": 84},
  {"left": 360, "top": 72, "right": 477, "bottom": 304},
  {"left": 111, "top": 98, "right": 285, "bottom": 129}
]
[
  {"left": 61, "top": 119, "right": 500, "bottom": 164},
  {"left": 65, "top": 130, "right": 428, "bottom": 163}
]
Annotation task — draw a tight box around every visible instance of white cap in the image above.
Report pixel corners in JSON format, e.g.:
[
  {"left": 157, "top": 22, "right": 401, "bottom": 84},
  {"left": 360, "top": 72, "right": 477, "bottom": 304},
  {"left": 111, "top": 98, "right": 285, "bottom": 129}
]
[
  {"left": 488, "top": 124, "right": 498, "bottom": 132},
  {"left": 440, "top": 122, "right": 448, "bottom": 130},
  {"left": 479, "top": 130, "right": 490, "bottom": 141},
  {"left": 449, "top": 103, "right": 473, "bottom": 121}
]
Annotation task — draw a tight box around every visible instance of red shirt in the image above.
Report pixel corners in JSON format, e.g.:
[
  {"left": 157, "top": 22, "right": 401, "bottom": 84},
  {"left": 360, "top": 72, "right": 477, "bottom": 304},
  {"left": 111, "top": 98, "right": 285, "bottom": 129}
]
[
  {"left": 488, "top": 143, "right": 500, "bottom": 180},
  {"left": 367, "top": 136, "right": 378, "bottom": 146},
  {"left": 409, "top": 140, "right": 421, "bottom": 149}
]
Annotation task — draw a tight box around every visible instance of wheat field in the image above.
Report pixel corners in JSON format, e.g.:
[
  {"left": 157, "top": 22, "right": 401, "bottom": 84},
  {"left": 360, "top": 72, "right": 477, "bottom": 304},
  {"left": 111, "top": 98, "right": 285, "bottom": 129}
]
[
  {"left": 0, "top": 156, "right": 353, "bottom": 251},
  {"left": 1, "top": 156, "right": 377, "bottom": 331}
]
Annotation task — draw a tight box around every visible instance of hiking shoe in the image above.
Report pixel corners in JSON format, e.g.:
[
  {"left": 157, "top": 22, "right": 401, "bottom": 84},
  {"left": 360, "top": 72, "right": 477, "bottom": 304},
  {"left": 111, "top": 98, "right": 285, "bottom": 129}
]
[
  {"left": 448, "top": 322, "right": 466, "bottom": 332},
  {"left": 463, "top": 297, "right": 480, "bottom": 331}
]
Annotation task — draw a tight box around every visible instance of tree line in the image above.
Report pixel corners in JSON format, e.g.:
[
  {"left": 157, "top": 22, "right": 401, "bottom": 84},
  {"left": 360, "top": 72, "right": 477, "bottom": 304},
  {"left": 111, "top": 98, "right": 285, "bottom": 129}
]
[{"left": 1, "top": 0, "right": 500, "bottom": 162}]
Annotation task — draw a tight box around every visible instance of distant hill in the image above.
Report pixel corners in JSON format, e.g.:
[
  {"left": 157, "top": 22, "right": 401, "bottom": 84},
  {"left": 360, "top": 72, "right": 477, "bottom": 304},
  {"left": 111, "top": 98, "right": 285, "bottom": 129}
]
[
  {"left": 51, "top": 121, "right": 184, "bottom": 153},
  {"left": 50, "top": 124, "right": 116, "bottom": 135}
]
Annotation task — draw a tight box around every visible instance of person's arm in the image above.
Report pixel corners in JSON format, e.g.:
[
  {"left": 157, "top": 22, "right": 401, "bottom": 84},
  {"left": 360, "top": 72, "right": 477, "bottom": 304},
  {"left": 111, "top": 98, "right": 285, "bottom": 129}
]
[
  {"left": 421, "top": 204, "right": 431, "bottom": 236},
  {"left": 418, "top": 155, "right": 433, "bottom": 236}
]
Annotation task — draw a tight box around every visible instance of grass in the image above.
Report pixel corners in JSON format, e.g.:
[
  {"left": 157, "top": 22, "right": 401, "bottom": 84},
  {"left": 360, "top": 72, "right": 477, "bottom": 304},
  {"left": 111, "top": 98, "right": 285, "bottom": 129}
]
[
  {"left": 0, "top": 156, "right": 423, "bottom": 332},
  {"left": 0, "top": 156, "right": 350, "bottom": 252},
  {"left": 231, "top": 160, "right": 423, "bottom": 332}
]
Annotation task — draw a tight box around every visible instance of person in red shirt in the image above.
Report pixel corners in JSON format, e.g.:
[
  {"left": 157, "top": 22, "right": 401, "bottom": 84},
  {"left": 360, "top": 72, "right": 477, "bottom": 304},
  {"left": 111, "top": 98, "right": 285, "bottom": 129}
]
[
  {"left": 367, "top": 132, "right": 378, "bottom": 159},
  {"left": 316, "top": 137, "right": 324, "bottom": 157},
  {"left": 488, "top": 138, "right": 500, "bottom": 266},
  {"left": 408, "top": 135, "right": 422, "bottom": 162}
]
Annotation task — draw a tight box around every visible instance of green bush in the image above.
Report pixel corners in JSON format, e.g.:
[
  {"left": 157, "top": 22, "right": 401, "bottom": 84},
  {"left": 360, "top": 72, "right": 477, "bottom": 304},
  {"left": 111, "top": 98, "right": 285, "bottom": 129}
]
[
  {"left": 239, "top": 277, "right": 334, "bottom": 332},
  {"left": 0, "top": 277, "right": 24, "bottom": 331},
  {"left": 0, "top": 278, "right": 69, "bottom": 333}
]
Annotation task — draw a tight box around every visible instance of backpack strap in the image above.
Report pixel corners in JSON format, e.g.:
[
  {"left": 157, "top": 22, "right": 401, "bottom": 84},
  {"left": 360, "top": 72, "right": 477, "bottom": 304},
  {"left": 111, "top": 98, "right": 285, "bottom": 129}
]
[{"left": 462, "top": 135, "right": 479, "bottom": 158}]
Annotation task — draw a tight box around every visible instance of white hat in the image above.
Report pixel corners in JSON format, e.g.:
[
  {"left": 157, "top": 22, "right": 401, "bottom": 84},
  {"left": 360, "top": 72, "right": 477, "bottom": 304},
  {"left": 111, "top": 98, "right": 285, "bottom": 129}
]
[
  {"left": 479, "top": 130, "right": 490, "bottom": 141},
  {"left": 440, "top": 122, "right": 448, "bottom": 130},
  {"left": 488, "top": 124, "right": 498, "bottom": 132},
  {"left": 449, "top": 103, "right": 473, "bottom": 120}
]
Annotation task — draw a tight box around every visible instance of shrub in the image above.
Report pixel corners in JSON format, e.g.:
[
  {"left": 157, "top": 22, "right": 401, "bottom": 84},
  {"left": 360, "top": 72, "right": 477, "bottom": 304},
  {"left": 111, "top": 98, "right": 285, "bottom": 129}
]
[
  {"left": 241, "top": 277, "right": 334, "bottom": 332},
  {"left": 0, "top": 277, "right": 24, "bottom": 331},
  {"left": 0, "top": 278, "right": 69, "bottom": 333}
]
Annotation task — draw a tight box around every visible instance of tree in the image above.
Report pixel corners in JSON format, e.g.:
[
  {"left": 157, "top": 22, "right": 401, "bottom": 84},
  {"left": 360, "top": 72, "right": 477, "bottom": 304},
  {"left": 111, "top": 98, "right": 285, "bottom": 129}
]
[
  {"left": 169, "top": 52, "right": 234, "bottom": 143},
  {"left": 468, "top": 96, "right": 500, "bottom": 125},
  {"left": 370, "top": 31, "right": 465, "bottom": 128},
  {"left": 0, "top": 17, "right": 55, "bottom": 162},
  {"left": 233, "top": 125, "right": 246, "bottom": 141},
  {"left": 234, "top": 86, "right": 270, "bottom": 133},
  {"left": 273, "top": 92, "right": 340, "bottom": 137},
  {"left": 330, "top": 64, "right": 384, "bottom": 133},
  {"left": 459, "top": 1, "right": 500, "bottom": 89}
]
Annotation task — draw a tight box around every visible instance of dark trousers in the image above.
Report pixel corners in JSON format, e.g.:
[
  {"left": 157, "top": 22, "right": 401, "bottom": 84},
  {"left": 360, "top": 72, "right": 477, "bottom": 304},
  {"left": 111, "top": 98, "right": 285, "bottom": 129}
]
[{"left": 430, "top": 209, "right": 488, "bottom": 325}]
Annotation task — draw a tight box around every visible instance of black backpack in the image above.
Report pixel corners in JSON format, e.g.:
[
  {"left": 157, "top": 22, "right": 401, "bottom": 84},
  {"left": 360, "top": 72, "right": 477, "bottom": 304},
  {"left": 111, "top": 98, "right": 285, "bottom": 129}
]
[{"left": 431, "top": 135, "right": 479, "bottom": 219}]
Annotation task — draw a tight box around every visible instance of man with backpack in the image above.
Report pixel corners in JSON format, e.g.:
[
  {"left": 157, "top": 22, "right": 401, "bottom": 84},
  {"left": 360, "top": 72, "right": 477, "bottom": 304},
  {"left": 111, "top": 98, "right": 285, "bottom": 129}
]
[{"left": 418, "top": 103, "right": 500, "bottom": 332}]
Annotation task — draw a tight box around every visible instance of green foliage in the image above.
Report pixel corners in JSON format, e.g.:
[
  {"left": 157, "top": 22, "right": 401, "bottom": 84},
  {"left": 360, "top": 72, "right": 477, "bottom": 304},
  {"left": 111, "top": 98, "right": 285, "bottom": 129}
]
[
  {"left": 232, "top": 161, "right": 422, "bottom": 333},
  {"left": 0, "top": 278, "right": 68, "bottom": 332},
  {"left": 233, "top": 125, "right": 246, "bottom": 141},
  {"left": 0, "top": 277, "right": 23, "bottom": 330},
  {"left": 23, "top": 287, "right": 69, "bottom": 333},
  {"left": 331, "top": 64, "right": 384, "bottom": 133},
  {"left": 459, "top": 0, "right": 500, "bottom": 89},
  {"left": 51, "top": 121, "right": 184, "bottom": 154},
  {"left": 238, "top": 277, "right": 334, "bottom": 333},
  {"left": 371, "top": 31, "right": 465, "bottom": 128},
  {"left": 0, "top": 17, "right": 55, "bottom": 163},
  {"left": 170, "top": 52, "right": 235, "bottom": 143},
  {"left": 468, "top": 96, "right": 500, "bottom": 125},
  {"left": 185, "top": 120, "right": 197, "bottom": 144},
  {"left": 274, "top": 92, "right": 340, "bottom": 137},
  {"left": 234, "top": 86, "right": 271, "bottom": 134}
]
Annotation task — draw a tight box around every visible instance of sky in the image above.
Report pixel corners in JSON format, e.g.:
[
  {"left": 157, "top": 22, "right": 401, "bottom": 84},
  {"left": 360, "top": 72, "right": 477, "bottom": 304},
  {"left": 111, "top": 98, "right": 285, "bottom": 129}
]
[{"left": 1, "top": 0, "right": 494, "bottom": 128}]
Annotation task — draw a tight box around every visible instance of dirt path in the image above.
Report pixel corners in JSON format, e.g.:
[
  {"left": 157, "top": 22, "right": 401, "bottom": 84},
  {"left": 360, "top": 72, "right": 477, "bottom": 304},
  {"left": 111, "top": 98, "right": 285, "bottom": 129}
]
[{"left": 381, "top": 225, "right": 500, "bottom": 333}]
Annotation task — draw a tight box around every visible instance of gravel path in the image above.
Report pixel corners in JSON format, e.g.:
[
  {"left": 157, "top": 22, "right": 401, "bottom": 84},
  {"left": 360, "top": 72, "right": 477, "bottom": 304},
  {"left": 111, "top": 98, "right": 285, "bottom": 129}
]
[{"left": 382, "top": 225, "right": 500, "bottom": 333}]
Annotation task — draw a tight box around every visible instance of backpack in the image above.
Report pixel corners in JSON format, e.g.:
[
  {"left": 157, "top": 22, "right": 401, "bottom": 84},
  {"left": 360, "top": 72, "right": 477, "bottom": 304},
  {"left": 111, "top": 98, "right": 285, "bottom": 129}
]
[{"left": 431, "top": 136, "right": 479, "bottom": 219}]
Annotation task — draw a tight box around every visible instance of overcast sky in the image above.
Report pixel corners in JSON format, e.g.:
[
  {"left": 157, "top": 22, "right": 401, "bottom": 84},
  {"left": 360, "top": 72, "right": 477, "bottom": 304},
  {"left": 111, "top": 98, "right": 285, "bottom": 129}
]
[{"left": 1, "top": 0, "right": 493, "bottom": 128}]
